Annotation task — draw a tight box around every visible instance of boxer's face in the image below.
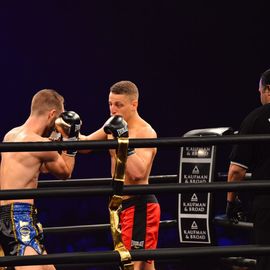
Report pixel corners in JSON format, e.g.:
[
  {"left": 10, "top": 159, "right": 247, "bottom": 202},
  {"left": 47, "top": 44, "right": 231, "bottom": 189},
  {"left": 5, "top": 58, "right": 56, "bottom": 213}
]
[
  {"left": 109, "top": 93, "right": 137, "bottom": 122},
  {"left": 43, "top": 104, "right": 64, "bottom": 137}
]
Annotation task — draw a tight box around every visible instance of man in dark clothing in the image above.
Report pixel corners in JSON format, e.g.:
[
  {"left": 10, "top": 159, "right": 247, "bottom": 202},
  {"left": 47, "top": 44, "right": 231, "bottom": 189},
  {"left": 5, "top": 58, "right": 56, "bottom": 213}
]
[{"left": 226, "top": 68, "right": 270, "bottom": 270}]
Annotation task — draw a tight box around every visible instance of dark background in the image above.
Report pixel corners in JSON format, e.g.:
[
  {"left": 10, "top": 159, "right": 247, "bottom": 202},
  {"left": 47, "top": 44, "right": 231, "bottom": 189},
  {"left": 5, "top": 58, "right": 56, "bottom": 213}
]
[{"left": 1, "top": 1, "right": 269, "bottom": 269}]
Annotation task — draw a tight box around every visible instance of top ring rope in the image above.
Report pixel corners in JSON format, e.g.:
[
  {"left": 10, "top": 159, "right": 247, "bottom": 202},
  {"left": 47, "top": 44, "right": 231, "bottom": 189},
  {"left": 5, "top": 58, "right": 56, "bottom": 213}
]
[{"left": 0, "top": 134, "right": 270, "bottom": 152}]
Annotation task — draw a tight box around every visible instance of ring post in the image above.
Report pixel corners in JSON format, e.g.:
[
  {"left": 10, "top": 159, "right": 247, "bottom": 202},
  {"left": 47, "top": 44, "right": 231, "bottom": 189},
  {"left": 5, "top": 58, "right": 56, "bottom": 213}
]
[
  {"left": 108, "top": 137, "right": 134, "bottom": 270},
  {"left": 178, "top": 127, "right": 233, "bottom": 245}
]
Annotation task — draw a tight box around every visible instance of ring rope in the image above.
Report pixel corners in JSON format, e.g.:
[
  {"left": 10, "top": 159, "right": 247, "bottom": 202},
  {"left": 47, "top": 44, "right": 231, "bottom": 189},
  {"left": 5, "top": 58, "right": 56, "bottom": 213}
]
[
  {"left": 1, "top": 134, "right": 270, "bottom": 152},
  {"left": 43, "top": 218, "right": 252, "bottom": 234},
  {"left": 108, "top": 137, "right": 133, "bottom": 270},
  {"left": 43, "top": 219, "right": 177, "bottom": 234},
  {"left": 41, "top": 217, "right": 251, "bottom": 234},
  {"left": 37, "top": 172, "right": 250, "bottom": 188},
  {"left": 0, "top": 245, "right": 269, "bottom": 267},
  {"left": 1, "top": 181, "right": 270, "bottom": 200},
  {"left": 42, "top": 218, "right": 251, "bottom": 234}
]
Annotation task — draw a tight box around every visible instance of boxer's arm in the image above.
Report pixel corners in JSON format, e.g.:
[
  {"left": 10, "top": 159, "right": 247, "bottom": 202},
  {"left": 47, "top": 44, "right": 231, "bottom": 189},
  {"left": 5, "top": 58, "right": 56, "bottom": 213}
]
[
  {"left": 125, "top": 128, "right": 157, "bottom": 181},
  {"left": 79, "top": 128, "right": 107, "bottom": 153},
  {"left": 79, "top": 116, "right": 129, "bottom": 153},
  {"left": 41, "top": 151, "right": 75, "bottom": 179},
  {"left": 39, "top": 138, "right": 75, "bottom": 179}
]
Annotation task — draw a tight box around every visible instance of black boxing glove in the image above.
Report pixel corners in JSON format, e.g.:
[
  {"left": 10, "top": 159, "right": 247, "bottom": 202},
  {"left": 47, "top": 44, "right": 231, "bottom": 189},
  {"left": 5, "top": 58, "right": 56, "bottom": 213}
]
[
  {"left": 103, "top": 115, "right": 135, "bottom": 155},
  {"left": 55, "top": 111, "right": 82, "bottom": 156},
  {"left": 55, "top": 111, "right": 82, "bottom": 139},
  {"left": 103, "top": 115, "right": 128, "bottom": 138},
  {"left": 226, "top": 197, "right": 246, "bottom": 224}
]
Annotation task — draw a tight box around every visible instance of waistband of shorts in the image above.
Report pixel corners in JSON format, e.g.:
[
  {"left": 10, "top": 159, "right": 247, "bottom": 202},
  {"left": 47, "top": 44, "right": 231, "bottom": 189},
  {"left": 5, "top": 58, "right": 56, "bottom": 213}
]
[
  {"left": 0, "top": 203, "right": 37, "bottom": 219},
  {"left": 122, "top": 194, "right": 158, "bottom": 209}
]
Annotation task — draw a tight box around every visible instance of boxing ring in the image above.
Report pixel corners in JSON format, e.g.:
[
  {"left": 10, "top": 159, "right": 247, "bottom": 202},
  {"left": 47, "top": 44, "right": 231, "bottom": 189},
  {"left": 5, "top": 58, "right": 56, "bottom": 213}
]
[{"left": 1, "top": 134, "right": 270, "bottom": 269}]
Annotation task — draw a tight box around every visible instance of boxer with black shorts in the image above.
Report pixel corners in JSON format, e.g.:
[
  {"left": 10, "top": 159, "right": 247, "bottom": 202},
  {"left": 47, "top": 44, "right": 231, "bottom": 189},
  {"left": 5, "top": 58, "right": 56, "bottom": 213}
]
[
  {"left": 80, "top": 81, "right": 160, "bottom": 270},
  {"left": 0, "top": 89, "right": 81, "bottom": 270}
]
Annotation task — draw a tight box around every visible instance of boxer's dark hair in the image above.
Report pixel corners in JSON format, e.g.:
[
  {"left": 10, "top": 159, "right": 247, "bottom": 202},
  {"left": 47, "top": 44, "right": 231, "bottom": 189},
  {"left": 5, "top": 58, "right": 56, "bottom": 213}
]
[{"left": 110, "top": 81, "right": 139, "bottom": 100}]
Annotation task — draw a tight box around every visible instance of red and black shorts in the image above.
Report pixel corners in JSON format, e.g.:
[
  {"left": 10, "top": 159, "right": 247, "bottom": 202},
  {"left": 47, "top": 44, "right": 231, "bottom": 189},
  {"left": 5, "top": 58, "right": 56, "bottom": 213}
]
[{"left": 120, "top": 194, "right": 160, "bottom": 254}]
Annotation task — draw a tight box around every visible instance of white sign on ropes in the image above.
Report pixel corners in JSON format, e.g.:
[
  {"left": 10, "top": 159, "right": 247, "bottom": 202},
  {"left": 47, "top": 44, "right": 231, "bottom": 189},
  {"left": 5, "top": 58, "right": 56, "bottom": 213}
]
[{"left": 178, "top": 127, "right": 232, "bottom": 245}]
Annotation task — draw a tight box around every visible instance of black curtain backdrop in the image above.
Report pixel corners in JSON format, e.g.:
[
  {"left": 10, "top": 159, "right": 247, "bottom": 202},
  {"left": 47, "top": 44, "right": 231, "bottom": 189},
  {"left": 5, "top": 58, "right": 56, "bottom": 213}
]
[{"left": 1, "top": 1, "right": 269, "bottom": 269}]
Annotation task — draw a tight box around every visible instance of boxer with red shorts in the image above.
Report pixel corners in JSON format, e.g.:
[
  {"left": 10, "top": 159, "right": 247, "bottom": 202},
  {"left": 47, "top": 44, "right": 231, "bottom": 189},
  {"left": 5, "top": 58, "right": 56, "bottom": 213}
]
[{"left": 80, "top": 81, "right": 159, "bottom": 270}]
